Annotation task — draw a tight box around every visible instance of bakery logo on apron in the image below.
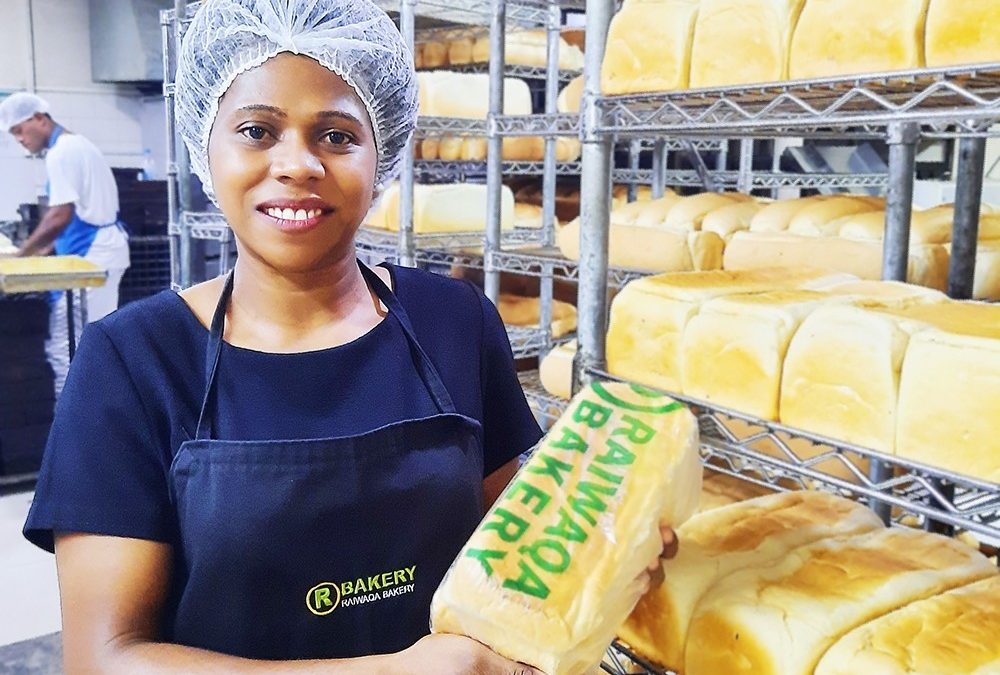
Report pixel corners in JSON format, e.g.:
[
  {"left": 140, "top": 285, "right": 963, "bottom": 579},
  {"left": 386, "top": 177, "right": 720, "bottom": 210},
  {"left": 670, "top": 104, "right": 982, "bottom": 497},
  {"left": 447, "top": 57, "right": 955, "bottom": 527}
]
[{"left": 306, "top": 565, "right": 417, "bottom": 616}]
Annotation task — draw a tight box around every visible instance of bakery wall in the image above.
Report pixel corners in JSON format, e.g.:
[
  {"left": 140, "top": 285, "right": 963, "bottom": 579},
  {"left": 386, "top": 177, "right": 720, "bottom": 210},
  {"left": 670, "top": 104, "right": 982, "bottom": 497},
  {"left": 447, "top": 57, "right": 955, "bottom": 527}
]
[{"left": 0, "top": 0, "right": 168, "bottom": 220}]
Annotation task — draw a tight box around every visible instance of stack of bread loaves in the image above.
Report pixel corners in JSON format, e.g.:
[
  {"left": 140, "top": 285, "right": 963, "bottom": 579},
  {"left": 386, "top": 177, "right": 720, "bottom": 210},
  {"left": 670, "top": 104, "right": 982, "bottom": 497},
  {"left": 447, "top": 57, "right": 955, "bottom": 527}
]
[
  {"left": 601, "top": 0, "right": 1000, "bottom": 92},
  {"left": 431, "top": 381, "right": 702, "bottom": 675},
  {"left": 364, "top": 182, "right": 514, "bottom": 234},
  {"left": 415, "top": 29, "right": 584, "bottom": 71},
  {"left": 605, "top": 266, "right": 1000, "bottom": 482},
  {"left": 615, "top": 489, "right": 1000, "bottom": 674}
]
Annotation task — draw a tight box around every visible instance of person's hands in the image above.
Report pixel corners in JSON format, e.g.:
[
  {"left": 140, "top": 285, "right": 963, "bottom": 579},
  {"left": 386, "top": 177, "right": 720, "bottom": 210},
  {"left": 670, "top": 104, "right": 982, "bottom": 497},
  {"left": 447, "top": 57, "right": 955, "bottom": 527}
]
[
  {"left": 398, "top": 633, "right": 543, "bottom": 675},
  {"left": 636, "top": 525, "right": 680, "bottom": 594}
]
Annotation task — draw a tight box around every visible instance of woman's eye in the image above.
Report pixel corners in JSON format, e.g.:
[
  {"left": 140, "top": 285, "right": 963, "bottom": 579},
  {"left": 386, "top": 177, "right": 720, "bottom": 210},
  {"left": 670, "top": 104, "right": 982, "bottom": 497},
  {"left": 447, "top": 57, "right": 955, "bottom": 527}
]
[
  {"left": 241, "top": 126, "right": 268, "bottom": 141},
  {"left": 325, "top": 131, "right": 351, "bottom": 146}
]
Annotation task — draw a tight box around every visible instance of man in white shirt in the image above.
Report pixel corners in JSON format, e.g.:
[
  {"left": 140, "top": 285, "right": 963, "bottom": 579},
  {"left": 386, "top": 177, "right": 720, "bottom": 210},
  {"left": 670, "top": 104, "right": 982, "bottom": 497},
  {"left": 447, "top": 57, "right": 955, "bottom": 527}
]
[{"left": 0, "top": 92, "right": 130, "bottom": 395}]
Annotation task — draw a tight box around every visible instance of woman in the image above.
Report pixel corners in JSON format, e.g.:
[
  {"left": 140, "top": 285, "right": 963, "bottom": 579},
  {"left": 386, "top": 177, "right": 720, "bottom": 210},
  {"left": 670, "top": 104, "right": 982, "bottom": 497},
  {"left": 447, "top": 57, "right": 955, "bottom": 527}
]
[{"left": 24, "top": 0, "right": 676, "bottom": 671}]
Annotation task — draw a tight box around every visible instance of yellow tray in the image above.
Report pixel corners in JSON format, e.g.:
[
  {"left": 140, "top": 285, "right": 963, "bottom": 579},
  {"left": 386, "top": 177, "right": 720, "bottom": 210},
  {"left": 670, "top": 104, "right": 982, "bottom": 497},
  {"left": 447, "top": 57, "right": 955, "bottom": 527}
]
[{"left": 0, "top": 256, "right": 108, "bottom": 294}]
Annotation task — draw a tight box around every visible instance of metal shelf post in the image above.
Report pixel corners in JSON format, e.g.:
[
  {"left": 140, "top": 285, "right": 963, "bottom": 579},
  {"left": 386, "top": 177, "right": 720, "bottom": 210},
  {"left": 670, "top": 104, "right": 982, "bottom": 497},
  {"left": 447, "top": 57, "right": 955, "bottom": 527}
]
[
  {"left": 948, "top": 136, "right": 987, "bottom": 299},
  {"left": 398, "top": 0, "right": 418, "bottom": 267},
  {"left": 882, "top": 122, "right": 920, "bottom": 283},
  {"left": 483, "top": 0, "right": 507, "bottom": 302},
  {"left": 651, "top": 140, "right": 666, "bottom": 199},
  {"left": 538, "top": 1, "right": 562, "bottom": 357},
  {"left": 575, "top": 0, "right": 615, "bottom": 391}
]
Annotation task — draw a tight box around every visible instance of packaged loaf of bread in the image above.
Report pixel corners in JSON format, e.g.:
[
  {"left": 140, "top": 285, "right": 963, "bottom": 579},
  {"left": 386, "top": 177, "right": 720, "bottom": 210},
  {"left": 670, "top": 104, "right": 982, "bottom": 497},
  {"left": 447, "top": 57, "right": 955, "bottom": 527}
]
[
  {"left": 601, "top": 0, "right": 700, "bottom": 95},
  {"left": 684, "top": 528, "right": 998, "bottom": 675},
  {"left": 498, "top": 294, "right": 577, "bottom": 338},
  {"left": 431, "top": 382, "right": 702, "bottom": 675},
  {"left": 788, "top": 0, "right": 929, "bottom": 79},
  {"left": 619, "top": 491, "right": 885, "bottom": 671},
  {"left": 689, "top": 0, "right": 806, "bottom": 87},
  {"left": 815, "top": 575, "right": 1000, "bottom": 675},
  {"left": 925, "top": 0, "right": 1000, "bottom": 68},
  {"left": 606, "top": 267, "right": 853, "bottom": 393}
]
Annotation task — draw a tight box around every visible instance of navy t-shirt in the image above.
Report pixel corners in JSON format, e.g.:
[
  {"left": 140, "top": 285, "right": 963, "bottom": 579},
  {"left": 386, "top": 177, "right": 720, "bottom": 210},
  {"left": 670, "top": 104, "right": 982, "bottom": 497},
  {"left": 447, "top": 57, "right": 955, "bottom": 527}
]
[{"left": 24, "top": 264, "right": 543, "bottom": 552}]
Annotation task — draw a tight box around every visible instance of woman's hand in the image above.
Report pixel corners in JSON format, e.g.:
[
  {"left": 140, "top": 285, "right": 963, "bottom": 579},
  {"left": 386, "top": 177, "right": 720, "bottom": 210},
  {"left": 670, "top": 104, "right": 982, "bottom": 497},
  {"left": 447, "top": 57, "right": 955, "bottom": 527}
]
[
  {"left": 397, "top": 634, "right": 543, "bottom": 675},
  {"left": 637, "top": 525, "right": 680, "bottom": 594}
]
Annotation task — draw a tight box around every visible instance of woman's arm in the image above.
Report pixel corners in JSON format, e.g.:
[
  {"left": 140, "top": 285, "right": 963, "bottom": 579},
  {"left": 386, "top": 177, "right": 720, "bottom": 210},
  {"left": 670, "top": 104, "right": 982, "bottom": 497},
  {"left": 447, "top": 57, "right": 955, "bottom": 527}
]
[
  {"left": 482, "top": 458, "right": 519, "bottom": 510},
  {"left": 55, "top": 534, "right": 538, "bottom": 675}
]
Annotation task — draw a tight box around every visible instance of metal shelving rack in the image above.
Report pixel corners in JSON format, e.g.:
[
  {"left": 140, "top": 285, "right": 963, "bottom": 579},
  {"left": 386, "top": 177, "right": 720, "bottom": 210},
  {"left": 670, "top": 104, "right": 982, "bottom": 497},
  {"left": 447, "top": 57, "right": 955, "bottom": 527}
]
[{"left": 571, "top": 0, "right": 1000, "bottom": 602}]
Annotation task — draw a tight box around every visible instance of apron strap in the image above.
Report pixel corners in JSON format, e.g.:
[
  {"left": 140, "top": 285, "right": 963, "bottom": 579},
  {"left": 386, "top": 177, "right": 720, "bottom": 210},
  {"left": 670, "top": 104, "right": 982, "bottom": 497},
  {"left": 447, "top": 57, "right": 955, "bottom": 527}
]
[
  {"left": 358, "top": 261, "right": 458, "bottom": 415},
  {"left": 194, "top": 261, "right": 457, "bottom": 441},
  {"left": 194, "top": 272, "right": 233, "bottom": 440}
]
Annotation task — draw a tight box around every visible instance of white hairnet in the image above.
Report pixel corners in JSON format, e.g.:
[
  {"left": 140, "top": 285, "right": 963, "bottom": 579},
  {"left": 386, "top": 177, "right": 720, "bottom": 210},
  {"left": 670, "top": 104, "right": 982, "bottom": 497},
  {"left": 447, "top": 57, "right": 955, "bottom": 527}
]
[
  {"left": 175, "top": 0, "right": 417, "bottom": 201},
  {"left": 0, "top": 93, "right": 50, "bottom": 131}
]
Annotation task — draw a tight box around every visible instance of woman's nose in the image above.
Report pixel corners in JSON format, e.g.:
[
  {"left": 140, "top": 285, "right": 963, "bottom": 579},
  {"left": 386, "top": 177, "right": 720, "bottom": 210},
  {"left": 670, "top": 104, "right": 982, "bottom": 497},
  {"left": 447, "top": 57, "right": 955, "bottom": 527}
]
[{"left": 270, "top": 135, "right": 325, "bottom": 184}]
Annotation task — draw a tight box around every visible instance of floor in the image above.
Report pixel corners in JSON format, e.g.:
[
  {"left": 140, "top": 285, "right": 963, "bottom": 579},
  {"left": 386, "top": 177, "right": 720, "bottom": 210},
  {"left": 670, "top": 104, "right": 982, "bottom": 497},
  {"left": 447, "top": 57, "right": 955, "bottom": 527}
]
[{"left": 0, "top": 490, "right": 63, "bottom": 673}]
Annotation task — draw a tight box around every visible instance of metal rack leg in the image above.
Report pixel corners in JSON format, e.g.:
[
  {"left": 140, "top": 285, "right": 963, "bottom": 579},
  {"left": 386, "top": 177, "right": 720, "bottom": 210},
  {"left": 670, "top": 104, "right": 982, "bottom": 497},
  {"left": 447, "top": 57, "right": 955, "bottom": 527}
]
[
  {"left": 539, "top": 1, "right": 561, "bottom": 357},
  {"left": 651, "top": 140, "right": 666, "bottom": 199},
  {"left": 627, "top": 139, "right": 641, "bottom": 202},
  {"left": 947, "top": 136, "right": 987, "bottom": 300},
  {"left": 576, "top": 0, "right": 615, "bottom": 391},
  {"left": 737, "top": 139, "right": 754, "bottom": 194},
  {"left": 484, "top": 0, "right": 507, "bottom": 302},
  {"left": 398, "top": 0, "right": 417, "bottom": 269}
]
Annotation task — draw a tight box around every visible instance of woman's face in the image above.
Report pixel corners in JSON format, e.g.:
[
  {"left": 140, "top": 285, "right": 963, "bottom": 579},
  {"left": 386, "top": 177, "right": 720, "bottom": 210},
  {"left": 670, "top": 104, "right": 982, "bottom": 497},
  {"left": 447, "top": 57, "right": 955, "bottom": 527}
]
[{"left": 208, "top": 53, "right": 378, "bottom": 273}]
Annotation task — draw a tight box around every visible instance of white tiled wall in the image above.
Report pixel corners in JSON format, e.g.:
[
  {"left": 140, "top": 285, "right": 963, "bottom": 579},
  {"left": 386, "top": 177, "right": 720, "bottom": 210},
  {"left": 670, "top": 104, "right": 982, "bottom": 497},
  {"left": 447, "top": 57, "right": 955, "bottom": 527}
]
[{"left": 0, "top": 0, "right": 167, "bottom": 221}]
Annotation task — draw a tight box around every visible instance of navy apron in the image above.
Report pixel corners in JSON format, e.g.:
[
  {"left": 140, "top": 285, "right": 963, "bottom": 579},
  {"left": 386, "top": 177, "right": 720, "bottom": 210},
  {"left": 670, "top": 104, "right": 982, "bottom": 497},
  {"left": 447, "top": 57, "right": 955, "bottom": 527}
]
[{"left": 167, "top": 262, "right": 485, "bottom": 660}]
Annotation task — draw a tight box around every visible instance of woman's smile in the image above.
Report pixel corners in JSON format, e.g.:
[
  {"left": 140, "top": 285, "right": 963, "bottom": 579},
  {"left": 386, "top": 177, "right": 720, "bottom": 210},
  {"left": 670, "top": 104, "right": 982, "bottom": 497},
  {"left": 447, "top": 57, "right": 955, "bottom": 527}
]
[{"left": 256, "top": 197, "right": 334, "bottom": 233}]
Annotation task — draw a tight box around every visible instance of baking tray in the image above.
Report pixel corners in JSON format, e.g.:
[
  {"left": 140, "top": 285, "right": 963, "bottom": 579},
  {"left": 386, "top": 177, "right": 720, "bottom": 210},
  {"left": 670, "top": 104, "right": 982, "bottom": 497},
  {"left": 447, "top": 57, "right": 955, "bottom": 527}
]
[{"left": 0, "top": 256, "right": 108, "bottom": 294}]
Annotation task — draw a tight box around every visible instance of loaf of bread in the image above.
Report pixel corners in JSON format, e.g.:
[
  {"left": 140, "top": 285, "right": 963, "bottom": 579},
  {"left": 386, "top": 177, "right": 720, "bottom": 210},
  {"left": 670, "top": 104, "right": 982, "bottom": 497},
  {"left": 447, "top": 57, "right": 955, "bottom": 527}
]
[
  {"left": 601, "top": 0, "right": 700, "bottom": 95},
  {"left": 539, "top": 341, "right": 575, "bottom": 400},
  {"left": 925, "top": 0, "right": 1000, "bottom": 68},
  {"left": 684, "top": 528, "right": 998, "bottom": 675},
  {"left": 514, "top": 203, "right": 544, "bottom": 230},
  {"left": 611, "top": 185, "right": 654, "bottom": 207},
  {"left": 470, "top": 30, "right": 585, "bottom": 70},
  {"left": 690, "top": 0, "right": 806, "bottom": 87},
  {"left": 606, "top": 268, "right": 851, "bottom": 393},
  {"left": 779, "top": 283, "right": 948, "bottom": 454},
  {"left": 701, "top": 200, "right": 764, "bottom": 240},
  {"left": 498, "top": 294, "right": 577, "bottom": 339},
  {"left": 723, "top": 232, "right": 950, "bottom": 291},
  {"left": 430, "top": 382, "right": 702, "bottom": 675},
  {"left": 619, "top": 491, "right": 885, "bottom": 671},
  {"left": 446, "top": 37, "right": 475, "bottom": 65},
  {"left": 421, "top": 41, "right": 448, "bottom": 68},
  {"left": 558, "top": 219, "right": 701, "bottom": 273},
  {"left": 663, "top": 192, "right": 752, "bottom": 234},
  {"left": 788, "top": 0, "right": 929, "bottom": 79},
  {"left": 376, "top": 183, "right": 515, "bottom": 233},
  {"left": 749, "top": 195, "right": 833, "bottom": 233},
  {"left": 895, "top": 302, "right": 1000, "bottom": 481},
  {"left": 836, "top": 207, "right": 1000, "bottom": 244},
  {"left": 787, "top": 196, "right": 885, "bottom": 237},
  {"left": 681, "top": 290, "right": 854, "bottom": 419},
  {"left": 696, "top": 472, "right": 775, "bottom": 513},
  {"left": 417, "top": 72, "right": 532, "bottom": 117},
  {"left": 557, "top": 75, "right": 584, "bottom": 114},
  {"left": 815, "top": 575, "right": 1000, "bottom": 675}
]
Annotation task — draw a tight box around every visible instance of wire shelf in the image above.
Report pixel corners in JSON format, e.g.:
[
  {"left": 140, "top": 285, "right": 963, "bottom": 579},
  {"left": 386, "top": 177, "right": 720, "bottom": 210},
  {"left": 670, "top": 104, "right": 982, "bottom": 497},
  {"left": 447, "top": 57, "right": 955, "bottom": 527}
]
[
  {"left": 494, "top": 113, "right": 581, "bottom": 137},
  {"left": 603, "top": 641, "right": 673, "bottom": 675},
  {"left": 431, "top": 63, "right": 582, "bottom": 85},
  {"left": 613, "top": 169, "right": 890, "bottom": 189},
  {"left": 491, "top": 247, "right": 647, "bottom": 288},
  {"left": 173, "top": 212, "right": 231, "bottom": 242},
  {"left": 518, "top": 369, "right": 568, "bottom": 425},
  {"left": 596, "top": 63, "right": 1000, "bottom": 139},
  {"left": 507, "top": 326, "right": 574, "bottom": 359},
  {"left": 588, "top": 369, "right": 1000, "bottom": 541},
  {"left": 415, "top": 160, "right": 583, "bottom": 179},
  {"left": 416, "top": 116, "right": 488, "bottom": 138}
]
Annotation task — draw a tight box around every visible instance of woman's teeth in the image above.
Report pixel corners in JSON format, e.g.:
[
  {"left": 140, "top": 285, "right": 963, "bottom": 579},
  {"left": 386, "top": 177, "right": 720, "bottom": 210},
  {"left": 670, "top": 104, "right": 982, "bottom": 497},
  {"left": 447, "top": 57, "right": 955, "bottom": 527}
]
[{"left": 265, "top": 207, "right": 322, "bottom": 221}]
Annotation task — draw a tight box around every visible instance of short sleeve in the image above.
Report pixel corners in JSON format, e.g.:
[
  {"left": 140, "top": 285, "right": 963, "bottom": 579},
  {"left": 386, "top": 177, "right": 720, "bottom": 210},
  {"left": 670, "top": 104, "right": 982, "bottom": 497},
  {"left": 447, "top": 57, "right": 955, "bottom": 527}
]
[
  {"left": 45, "top": 147, "right": 81, "bottom": 207},
  {"left": 23, "top": 324, "right": 174, "bottom": 552},
  {"left": 477, "top": 292, "right": 544, "bottom": 477}
]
